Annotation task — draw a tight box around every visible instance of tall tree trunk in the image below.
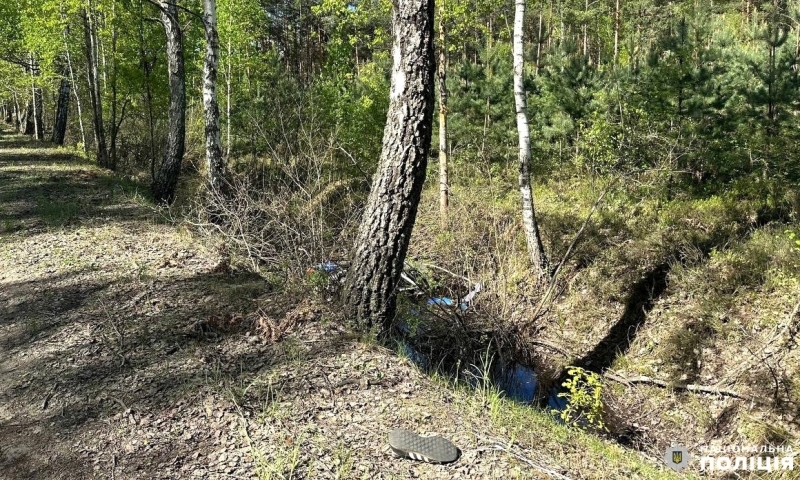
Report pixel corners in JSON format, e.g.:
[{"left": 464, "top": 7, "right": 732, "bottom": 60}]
[
  {"left": 23, "top": 99, "right": 34, "bottom": 135},
  {"left": 513, "top": 0, "right": 550, "bottom": 281},
  {"left": 137, "top": 0, "right": 156, "bottom": 177},
  {"left": 29, "top": 55, "right": 44, "bottom": 140},
  {"left": 225, "top": 34, "right": 232, "bottom": 158},
  {"left": 109, "top": 3, "right": 118, "bottom": 170},
  {"left": 203, "top": 0, "right": 225, "bottom": 191},
  {"left": 52, "top": 68, "right": 71, "bottom": 145},
  {"left": 13, "top": 92, "right": 22, "bottom": 133},
  {"left": 437, "top": 8, "right": 449, "bottom": 223},
  {"left": 151, "top": 0, "right": 186, "bottom": 205},
  {"left": 535, "top": 9, "right": 543, "bottom": 71},
  {"left": 613, "top": 0, "right": 620, "bottom": 66},
  {"left": 83, "top": 6, "right": 110, "bottom": 168},
  {"left": 343, "top": 0, "right": 435, "bottom": 334},
  {"left": 582, "top": 0, "right": 589, "bottom": 57},
  {"left": 63, "top": 25, "right": 87, "bottom": 153}
]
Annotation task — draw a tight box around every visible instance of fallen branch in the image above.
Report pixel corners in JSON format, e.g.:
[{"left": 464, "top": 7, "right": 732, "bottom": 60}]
[{"left": 604, "top": 371, "right": 747, "bottom": 400}]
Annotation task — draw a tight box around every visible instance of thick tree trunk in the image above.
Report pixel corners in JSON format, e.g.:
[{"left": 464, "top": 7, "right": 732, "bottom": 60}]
[
  {"left": 23, "top": 100, "right": 34, "bottom": 135},
  {"left": 151, "top": 0, "right": 185, "bottom": 205},
  {"left": 343, "top": 0, "right": 435, "bottom": 334},
  {"left": 83, "top": 6, "right": 110, "bottom": 168},
  {"left": 513, "top": 0, "right": 550, "bottom": 281},
  {"left": 52, "top": 72, "right": 71, "bottom": 145},
  {"left": 203, "top": 0, "right": 226, "bottom": 191},
  {"left": 437, "top": 10, "right": 449, "bottom": 223}
]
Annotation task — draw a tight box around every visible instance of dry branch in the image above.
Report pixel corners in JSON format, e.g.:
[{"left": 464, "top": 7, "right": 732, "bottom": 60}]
[{"left": 604, "top": 371, "right": 747, "bottom": 400}]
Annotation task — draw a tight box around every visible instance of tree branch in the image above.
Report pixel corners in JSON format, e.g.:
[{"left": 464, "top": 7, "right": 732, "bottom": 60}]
[{"left": 604, "top": 371, "right": 748, "bottom": 400}]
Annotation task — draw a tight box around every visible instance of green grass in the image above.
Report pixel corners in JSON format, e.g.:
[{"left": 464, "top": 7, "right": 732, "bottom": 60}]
[{"left": 37, "top": 199, "right": 82, "bottom": 226}]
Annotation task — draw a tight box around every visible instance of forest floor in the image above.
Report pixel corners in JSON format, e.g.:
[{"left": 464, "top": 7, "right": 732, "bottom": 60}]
[{"left": 0, "top": 128, "right": 694, "bottom": 479}]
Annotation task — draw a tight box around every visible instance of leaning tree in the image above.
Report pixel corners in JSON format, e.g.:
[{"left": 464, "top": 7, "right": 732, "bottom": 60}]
[{"left": 342, "top": 0, "right": 436, "bottom": 335}]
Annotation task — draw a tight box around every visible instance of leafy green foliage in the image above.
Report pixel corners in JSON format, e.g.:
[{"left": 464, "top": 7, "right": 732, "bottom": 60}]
[{"left": 558, "top": 366, "right": 608, "bottom": 432}]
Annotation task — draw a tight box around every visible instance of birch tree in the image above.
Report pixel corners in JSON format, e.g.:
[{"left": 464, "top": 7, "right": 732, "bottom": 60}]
[
  {"left": 513, "top": 0, "right": 549, "bottom": 281},
  {"left": 151, "top": 0, "right": 186, "bottom": 205},
  {"left": 83, "top": 4, "right": 110, "bottom": 168},
  {"left": 343, "top": 0, "right": 436, "bottom": 334},
  {"left": 203, "top": 0, "right": 225, "bottom": 191}
]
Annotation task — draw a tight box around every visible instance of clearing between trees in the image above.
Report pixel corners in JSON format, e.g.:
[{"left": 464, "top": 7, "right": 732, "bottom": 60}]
[{"left": 0, "top": 129, "right": 681, "bottom": 479}]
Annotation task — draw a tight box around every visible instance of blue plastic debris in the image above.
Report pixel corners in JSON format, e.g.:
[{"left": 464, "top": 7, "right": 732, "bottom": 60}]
[
  {"left": 427, "top": 297, "right": 469, "bottom": 311},
  {"left": 427, "top": 297, "right": 456, "bottom": 307},
  {"left": 313, "top": 261, "right": 339, "bottom": 273}
]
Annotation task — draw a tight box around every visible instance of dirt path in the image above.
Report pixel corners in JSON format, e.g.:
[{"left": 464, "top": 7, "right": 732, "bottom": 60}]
[{"left": 0, "top": 130, "right": 677, "bottom": 480}]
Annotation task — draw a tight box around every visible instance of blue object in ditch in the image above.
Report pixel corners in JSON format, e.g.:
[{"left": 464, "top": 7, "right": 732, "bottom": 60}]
[
  {"left": 427, "top": 297, "right": 469, "bottom": 311},
  {"left": 313, "top": 261, "right": 340, "bottom": 273}
]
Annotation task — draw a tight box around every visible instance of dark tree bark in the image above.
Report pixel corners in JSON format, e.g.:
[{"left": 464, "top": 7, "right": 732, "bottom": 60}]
[
  {"left": 83, "top": 6, "right": 110, "bottom": 168},
  {"left": 203, "top": 0, "right": 225, "bottom": 191},
  {"left": 52, "top": 66, "right": 71, "bottom": 145},
  {"left": 343, "top": 0, "right": 435, "bottom": 334},
  {"left": 23, "top": 100, "right": 34, "bottom": 135},
  {"left": 137, "top": 0, "right": 157, "bottom": 178},
  {"left": 151, "top": 0, "right": 186, "bottom": 205}
]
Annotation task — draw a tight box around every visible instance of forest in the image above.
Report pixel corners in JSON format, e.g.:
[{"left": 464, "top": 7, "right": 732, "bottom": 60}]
[{"left": 1, "top": 0, "right": 799, "bottom": 478}]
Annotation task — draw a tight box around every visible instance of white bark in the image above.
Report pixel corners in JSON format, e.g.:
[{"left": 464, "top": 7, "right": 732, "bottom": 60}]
[
  {"left": 84, "top": 5, "right": 110, "bottom": 167},
  {"left": 437, "top": 9, "right": 449, "bottom": 222},
  {"left": 513, "top": 0, "right": 549, "bottom": 280},
  {"left": 64, "top": 30, "right": 87, "bottom": 152},
  {"left": 203, "top": 0, "right": 225, "bottom": 191}
]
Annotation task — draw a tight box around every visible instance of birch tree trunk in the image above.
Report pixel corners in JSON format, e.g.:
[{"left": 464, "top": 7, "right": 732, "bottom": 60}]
[
  {"left": 613, "top": 0, "right": 621, "bottom": 66},
  {"left": 513, "top": 0, "right": 550, "bottom": 281},
  {"left": 63, "top": 26, "right": 87, "bottom": 152},
  {"left": 109, "top": 4, "right": 118, "bottom": 171},
  {"left": 225, "top": 36, "right": 232, "bottom": 158},
  {"left": 437, "top": 9, "right": 449, "bottom": 223},
  {"left": 83, "top": 6, "right": 110, "bottom": 168},
  {"left": 13, "top": 92, "right": 21, "bottom": 133},
  {"left": 343, "top": 0, "right": 435, "bottom": 334},
  {"left": 151, "top": 0, "right": 186, "bottom": 205},
  {"left": 23, "top": 99, "right": 34, "bottom": 135},
  {"left": 29, "top": 55, "right": 44, "bottom": 140},
  {"left": 203, "top": 0, "right": 225, "bottom": 191}
]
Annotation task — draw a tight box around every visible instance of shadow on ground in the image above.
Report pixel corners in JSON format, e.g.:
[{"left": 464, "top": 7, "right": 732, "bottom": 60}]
[
  {"left": 0, "top": 128, "right": 352, "bottom": 478},
  {"left": 0, "top": 128, "right": 153, "bottom": 234}
]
